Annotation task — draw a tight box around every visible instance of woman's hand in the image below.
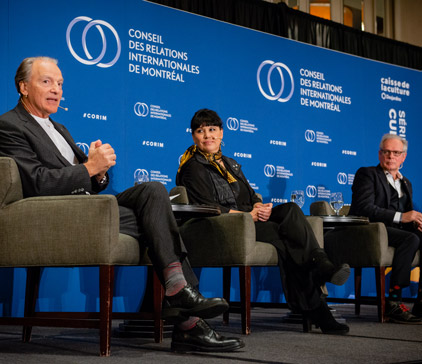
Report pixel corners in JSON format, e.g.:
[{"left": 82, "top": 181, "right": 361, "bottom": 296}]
[
  {"left": 249, "top": 208, "right": 259, "bottom": 222},
  {"left": 250, "top": 203, "right": 273, "bottom": 222}
]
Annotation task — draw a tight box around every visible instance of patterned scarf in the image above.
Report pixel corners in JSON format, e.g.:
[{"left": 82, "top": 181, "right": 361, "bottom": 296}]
[{"left": 178, "top": 145, "right": 237, "bottom": 183}]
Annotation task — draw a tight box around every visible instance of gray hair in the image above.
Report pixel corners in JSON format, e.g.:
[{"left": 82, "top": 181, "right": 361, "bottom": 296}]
[
  {"left": 14, "top": 56, "right": 58, "bottom": 95},
  {"left": 379, "top": 133, "right": 408, "bottom": 153}
]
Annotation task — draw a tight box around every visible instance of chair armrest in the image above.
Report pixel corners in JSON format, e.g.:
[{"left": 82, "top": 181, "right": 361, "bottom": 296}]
[
  {"left": 169, "top": 186, "right": 189, "bottom": 204},
  {"left": 310, "top": 201, "right": 333, "bottom": 216},
  {"left": 323, "top": 222, "right": 392, "bottom": 267},
  {"left": 0, "top": 157, "right": 23, "bottom": 207},
  {"left": 306, "top": 216, "right": 324, "bottom": 248},
  {"left": 0, "top": 195, "right": 120, "bottom": 266}
]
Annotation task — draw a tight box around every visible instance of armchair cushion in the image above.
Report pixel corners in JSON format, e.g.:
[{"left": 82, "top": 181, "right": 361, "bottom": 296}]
[
  {"left": 312, "top": 200, "right": 419, "bottom": 267},
  {"left": 179, "top": 212, "right": 278, "bottom": 267},
  {"left": 0, "top": 157, "right": 147, "bottom": 268},
  {"left": 179, "top": 213, "right": 324, "bottom": 267},
  {"left": 0, "top": 194, "right": 142, "bottom": 267},
  {"left": 323, "top": 222, "right": 393, "bottom": 267}
]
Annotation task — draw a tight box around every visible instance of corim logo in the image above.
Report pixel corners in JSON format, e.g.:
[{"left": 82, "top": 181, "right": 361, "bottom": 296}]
[
  {"left": 264, "top": 164, "right": 276, "bottom": 178},
  {"left": 134, "top": 102, "right": 149, "bottom": 117},
  {"left": 306, "top": 185, "right": 317, "bottom": 198},
  {"left": 257, "top": 60, "right": 294, "bottom": 103},
  {"left": 76, "top": 142, "right": 90, "bottom": 155},
  {"left": 337, "top": 172, "right": 348, "bottom": 185},
  {"left": 305, "top": 129, "right": 316, "bottom": 142},
  {"left": 226, "top": 117, "right": 239, "bottom": 131},
  {"left": 66, "top": 16, "right": 121, "bottom": 68}
]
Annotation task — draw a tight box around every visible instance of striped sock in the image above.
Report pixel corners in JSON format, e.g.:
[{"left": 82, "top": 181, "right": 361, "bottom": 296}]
[
  {"left": 389, "top": 285, "right": 402, "bottom": 301},
  {"left": 163, "top": 261, "right": 187, "bottom": 296}
]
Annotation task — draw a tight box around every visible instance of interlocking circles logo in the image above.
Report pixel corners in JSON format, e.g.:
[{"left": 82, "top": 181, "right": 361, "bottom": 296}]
[
  {"left": 134, "top": 169, "right": 150, "bottom": 184},
  {"left": 257, "top": 60, "right": 294, "bottom": 103},
  {"left": 66, "top": 16, "right": 121, "bottom": 68},
  {"left": 264, "top": 164, "right": 276, "bottom": 178},
  {"left": 306, "top": 185, "right": 317, "bottom": 198},
  {"left": 226, "top": 117, "right": 239, "bottom": 131},
  {"left": 304, "top": 129, "right": 316, "bottom": 142},
  {"left": 337, "top": 172, "right": 347, "bottom": 185},
  {"left": 134, "top": 102, "right": 149, "bottom": 117},
  {"left": 76, "top": 142, "right": 90, "bottom": 155}
]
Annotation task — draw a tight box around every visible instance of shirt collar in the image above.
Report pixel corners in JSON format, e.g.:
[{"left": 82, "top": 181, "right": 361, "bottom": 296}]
[
  {"left": 384, "top": 170, "right": 403, "bottom": 180},
  {"left": 32, "top": 114, "right": 53, "bottom": 127}
]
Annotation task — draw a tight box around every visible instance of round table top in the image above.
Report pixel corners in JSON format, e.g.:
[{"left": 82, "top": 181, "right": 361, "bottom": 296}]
[
  {"left": 319, "top": 215, "right": 369, "bottom": 226},
  {"left": 171, "top": 204, "right": 221, "bottom": 218}
]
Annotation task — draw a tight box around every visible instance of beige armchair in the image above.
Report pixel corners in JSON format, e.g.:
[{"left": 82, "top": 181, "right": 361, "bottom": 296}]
[
  {"left": 0, "top": 157, "right": 164, "bottom": 356},
  {"left": 310, "top": 201, "right": 420, "bottom": 322},
  {"left": 171, "top": 186, "right": 324, "bottom": 334}
]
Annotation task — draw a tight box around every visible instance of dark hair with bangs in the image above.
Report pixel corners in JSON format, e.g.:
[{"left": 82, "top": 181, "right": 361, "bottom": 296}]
[{"left": 190, "top": 108, "right": 223, "bottom": 133}]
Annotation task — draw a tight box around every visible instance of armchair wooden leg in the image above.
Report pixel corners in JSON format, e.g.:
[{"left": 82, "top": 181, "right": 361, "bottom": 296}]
[
  {"left": 223, "top": 267, "right": 232, "bottom": 325},
  {"left": 302, "top": 317, "right": 312, "bottom": 333},
  {"left": 152, "top": 270, "right": 164, "bottom": 343},
  {"left": 354, "top": 267, "right": 362, "bottom": 316},
  {"left": 22, "top": 267, "right": 42, "bottom": 343},
  {"left": 239, "top": 266, "right": 251, "bottom": 335},
  {"left": 375, "top": 266, "right": 386, "bottom": 323},
  {"left": 99, "top": 265, "right": 114, "bottom": 357}
]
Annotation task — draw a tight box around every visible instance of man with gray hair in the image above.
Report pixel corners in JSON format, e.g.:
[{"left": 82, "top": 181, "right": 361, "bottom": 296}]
[
  {"left": 0, "top": 56, "right": 244, "bottom": 352},
  {"left": 350, "top": 133, "right": 422, "bottom": 324}
]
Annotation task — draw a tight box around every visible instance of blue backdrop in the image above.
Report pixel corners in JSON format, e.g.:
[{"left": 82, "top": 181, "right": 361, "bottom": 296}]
[{"left": 1, "top": 0, "right": 421, "bottom": 316}]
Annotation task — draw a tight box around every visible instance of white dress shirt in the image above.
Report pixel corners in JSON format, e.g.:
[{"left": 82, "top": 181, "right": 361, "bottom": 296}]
[
  {"left": 32, "top": 115, "right": 77, "bottom": 165},
  {"left": 385, "top": 170, "right": 403, "bottom": 224}
]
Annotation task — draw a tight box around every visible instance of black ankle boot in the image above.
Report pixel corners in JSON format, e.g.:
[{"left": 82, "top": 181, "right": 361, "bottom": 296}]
[
  {"left": 311, "top": 249, "right": 350, "bottom": 286},
  {"left": 305, "top": 301, "right": 349, "bottom": 335}
]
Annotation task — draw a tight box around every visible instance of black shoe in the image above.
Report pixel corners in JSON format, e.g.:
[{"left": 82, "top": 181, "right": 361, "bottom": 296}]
[
  {"left": 385, "top": 300, "right": 422, "bottom": 324},
  {"left": 412, "top": 302, "right": 422, "bottom": 318},
  {"left": 311, "top": 249, "right": 350, "bottom": 286},
  {"left": 171, "top": 319, "right": 245, "bottom": 352},
  {"left": 162, "top": 284, "right": 229, "bottom": 323},
  {"left": 306, "top": 301, "right": 349, "bottom": 335},
  {"left": 328, "top": 263, "right": 351, "bottom": 285}
]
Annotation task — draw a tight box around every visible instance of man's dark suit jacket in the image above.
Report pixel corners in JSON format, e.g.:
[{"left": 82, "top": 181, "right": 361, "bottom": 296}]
[
  {"left": 349, "top": 164, "right": 413, "bottom": 227},
  {"left": 0, "top": 102, "right": 196, "bottom": 284},
  {"left": 0, "top": 103, "right": 106, "bottom": 197}
]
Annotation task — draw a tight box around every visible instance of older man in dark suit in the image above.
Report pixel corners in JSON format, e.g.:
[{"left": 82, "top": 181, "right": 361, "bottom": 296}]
[
  {"left": 0, "top": 56, "right": 244, "bottom": 352},
  {"left": 350, "top": 133, "right": 422, "bottom": 324}
]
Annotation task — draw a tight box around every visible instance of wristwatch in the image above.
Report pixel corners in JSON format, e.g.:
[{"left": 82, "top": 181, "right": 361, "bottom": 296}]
[{"left": 98, "top": 175, "right": 108, "bottom": 185}]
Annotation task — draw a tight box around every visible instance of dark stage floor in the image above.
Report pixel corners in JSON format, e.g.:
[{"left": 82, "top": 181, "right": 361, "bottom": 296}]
[{"left": 0, "top": 304, "right": 421, "bottom": 364}]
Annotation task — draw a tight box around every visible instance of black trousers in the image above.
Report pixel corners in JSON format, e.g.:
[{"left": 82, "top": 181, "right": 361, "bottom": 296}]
[
  {"left": 115, "top": 181, "right": 198, "bottom": 287},
  {"left": 386, "top": 225, "right": 421, "bottom": 288},
  {"left": 255, "top": 202, "right": 322, "bottom": 312}
]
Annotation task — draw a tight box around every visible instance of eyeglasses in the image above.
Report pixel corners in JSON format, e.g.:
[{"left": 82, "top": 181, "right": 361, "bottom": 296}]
[{"left": 380, "top": 149, "right": 405, "bottom": 157}]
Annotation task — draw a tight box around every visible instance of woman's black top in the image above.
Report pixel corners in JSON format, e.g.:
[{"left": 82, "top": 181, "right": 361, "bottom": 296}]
[{"left": 176, "top": 152, "right": 262, "bottom": 213}]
